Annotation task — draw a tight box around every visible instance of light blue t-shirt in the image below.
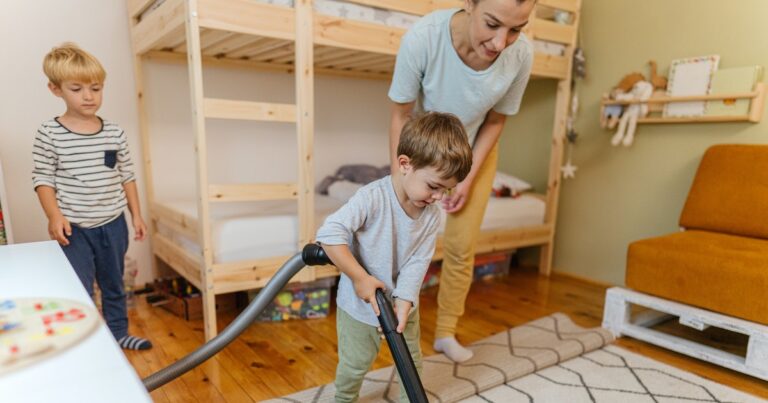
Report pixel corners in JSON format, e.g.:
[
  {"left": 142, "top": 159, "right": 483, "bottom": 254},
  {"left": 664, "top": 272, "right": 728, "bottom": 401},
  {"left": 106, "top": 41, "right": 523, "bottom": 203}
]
[
  {"left": 388, "top": 8, "right": 534, "bottom": 146},
  {"left": 316, "top": 176, "right": 440, "bottom": 327}
]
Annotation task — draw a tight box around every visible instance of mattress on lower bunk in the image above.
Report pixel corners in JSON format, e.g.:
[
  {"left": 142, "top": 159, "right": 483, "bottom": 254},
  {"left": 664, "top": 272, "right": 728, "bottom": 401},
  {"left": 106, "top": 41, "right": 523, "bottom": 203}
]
[
  {"left": 156, "top": 196, "right": 344, "bottom": 264},
  {"left": 156, "top": 194, "right": 545, "bottom": 264}
]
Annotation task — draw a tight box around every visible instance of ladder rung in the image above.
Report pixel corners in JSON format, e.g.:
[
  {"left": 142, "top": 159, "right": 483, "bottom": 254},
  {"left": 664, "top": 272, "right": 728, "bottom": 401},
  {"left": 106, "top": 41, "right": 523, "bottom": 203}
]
[
  {"left": 203, "top": 98, "right": 296, "bottom": 122},
  {"left": 209, "top": 183, "right": 298, "bottom": 202}
]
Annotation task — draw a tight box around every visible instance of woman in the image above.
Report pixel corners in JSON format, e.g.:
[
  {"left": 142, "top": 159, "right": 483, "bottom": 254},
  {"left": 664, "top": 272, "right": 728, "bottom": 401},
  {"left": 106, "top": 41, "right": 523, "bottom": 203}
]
[{"left": 388, "top": 0, "right": 535, "bottom": 362}]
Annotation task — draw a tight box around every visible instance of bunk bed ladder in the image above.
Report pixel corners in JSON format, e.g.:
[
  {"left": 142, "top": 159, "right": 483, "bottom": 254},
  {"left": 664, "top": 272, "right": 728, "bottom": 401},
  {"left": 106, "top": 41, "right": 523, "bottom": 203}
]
[
  {"left": 182, "top": 0, "right": 315, "bottom": 340},
  {"left": 538, "top": 0, "right": 581, "bottom": 276}
]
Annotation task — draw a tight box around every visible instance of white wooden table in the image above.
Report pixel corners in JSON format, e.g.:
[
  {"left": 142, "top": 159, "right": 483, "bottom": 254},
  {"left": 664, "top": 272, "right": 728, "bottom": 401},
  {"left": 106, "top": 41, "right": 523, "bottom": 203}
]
[{"left": 0, "top": 241, "right": 151, "bottom": 403}]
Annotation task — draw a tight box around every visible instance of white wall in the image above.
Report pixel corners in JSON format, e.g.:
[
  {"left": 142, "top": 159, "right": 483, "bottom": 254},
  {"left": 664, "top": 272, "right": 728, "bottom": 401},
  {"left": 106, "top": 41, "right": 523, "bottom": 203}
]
[
  {"left": 0, "top": 1, "right": 150, "bottom": 282},
  {"left": 0, "top": 1, "right": 391, "bottom": 285}
]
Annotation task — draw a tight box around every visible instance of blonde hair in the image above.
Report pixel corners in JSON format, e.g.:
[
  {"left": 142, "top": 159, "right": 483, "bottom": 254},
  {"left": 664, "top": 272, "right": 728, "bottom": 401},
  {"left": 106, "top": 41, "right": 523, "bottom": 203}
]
[
  {"left": 43, "top": 42, "right": 106, "bottom": 87},
  {"left": 397, "top": 112, "right": 473, "bottom": 182}
]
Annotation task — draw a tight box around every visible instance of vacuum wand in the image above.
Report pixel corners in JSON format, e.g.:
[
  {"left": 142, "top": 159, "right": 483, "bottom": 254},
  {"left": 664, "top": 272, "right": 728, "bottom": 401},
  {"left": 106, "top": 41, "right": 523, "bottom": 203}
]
[
  {"left": 374, "top": 288, "right": 428, "bottom": 403},
  {"left": 312, "top": 245, "right": 427, "bottom": 402}
]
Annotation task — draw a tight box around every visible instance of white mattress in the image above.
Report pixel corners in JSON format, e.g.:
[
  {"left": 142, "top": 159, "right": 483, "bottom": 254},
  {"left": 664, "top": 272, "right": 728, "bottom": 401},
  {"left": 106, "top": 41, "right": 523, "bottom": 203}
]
[{"left": 156, "top": 194, "right": 545, "bottom": 264}]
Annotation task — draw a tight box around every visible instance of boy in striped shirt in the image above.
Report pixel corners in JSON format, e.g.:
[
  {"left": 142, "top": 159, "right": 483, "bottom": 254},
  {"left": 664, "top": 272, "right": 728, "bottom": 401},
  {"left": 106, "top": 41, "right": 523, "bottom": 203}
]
[{"left": 32, "top": 43, "right": 151, "bottom": 350}]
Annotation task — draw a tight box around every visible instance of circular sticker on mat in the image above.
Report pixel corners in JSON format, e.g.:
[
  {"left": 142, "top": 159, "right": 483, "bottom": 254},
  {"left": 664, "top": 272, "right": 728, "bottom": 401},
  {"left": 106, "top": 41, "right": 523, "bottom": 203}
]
[{"left": 0, "top": 298, "right": 99, "bottom": 376}]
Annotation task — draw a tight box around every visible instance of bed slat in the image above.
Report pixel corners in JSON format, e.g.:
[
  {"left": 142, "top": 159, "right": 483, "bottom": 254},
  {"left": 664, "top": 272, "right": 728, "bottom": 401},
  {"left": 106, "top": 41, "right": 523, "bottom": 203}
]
[
  {"left": 314, "top": 14, "right": 403, "bottom": 55},
  {"left": 151, "top": 202, "right": 199, "bottom": 241},
  {"left": 198, "top": 0, "right": 294, "bottom": 41},
  {"left": 532, "top": 53, "right": 568, "bottom": 80},
  {"left": 530, "top": 17, "right": 577, "bottom": 45},
  {"left": 212, "top": 259, "right": 337, "bottom": 294},
  {"left": 131, "top": 0, "right": 185, "bottom": 54},
  {"left": 538, "top": 0, "right": 580, "bottom": 13},
  {"left": 128, "top": 0, "right": 156, "bottom": 21},
  {"left": 153, "top": 233, "right": 203, "bottom": 289},
  {"left": 204, "top": 33, "right": 265, "bottom": 57},
  {"left": 345, "top": 0, "right": 431, "bottom": 16},
  {"left": 208, "top": 183, "right": 299, "bottom": 202},
  {"left": 204, "top": 98, "right": 297, "bottom": 122},
  {"left": 434, "top": 224, "right": 553, "bottom": 260},
  {"left": 431, "top": 0, "right": 463, "bottom": 11}
]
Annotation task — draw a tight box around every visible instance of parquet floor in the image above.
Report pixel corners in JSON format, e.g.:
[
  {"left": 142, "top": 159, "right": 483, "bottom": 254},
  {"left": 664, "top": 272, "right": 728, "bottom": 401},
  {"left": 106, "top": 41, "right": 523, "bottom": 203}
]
[{"left": 125, "top": 267, "right": 768, "bottom": 402}]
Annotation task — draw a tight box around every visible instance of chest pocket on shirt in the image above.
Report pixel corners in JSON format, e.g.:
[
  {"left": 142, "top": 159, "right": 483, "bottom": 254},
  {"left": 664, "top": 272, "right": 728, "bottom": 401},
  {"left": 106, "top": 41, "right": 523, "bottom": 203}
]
[{"left": 104, "top": 150, "right": 117, "bottom": 169}]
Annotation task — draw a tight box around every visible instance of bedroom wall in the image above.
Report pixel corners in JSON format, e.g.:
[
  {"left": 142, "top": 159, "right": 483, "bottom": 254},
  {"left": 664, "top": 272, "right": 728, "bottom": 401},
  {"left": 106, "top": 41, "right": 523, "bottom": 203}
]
[
  {"left": 0, "top": 1, "right": 153, "bottom": 283},
  {"left": 0, "top": 0, "right": 391, "bottom": 286},
  {"left": 499, "top": 0, "right": 768, "bottom": 284}
]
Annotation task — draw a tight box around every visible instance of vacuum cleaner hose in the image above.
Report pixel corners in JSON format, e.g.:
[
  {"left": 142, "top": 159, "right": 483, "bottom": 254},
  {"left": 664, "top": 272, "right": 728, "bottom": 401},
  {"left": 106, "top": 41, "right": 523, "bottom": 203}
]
[{"left": 142, "top": 251, "right": 307, "bottom": 391}]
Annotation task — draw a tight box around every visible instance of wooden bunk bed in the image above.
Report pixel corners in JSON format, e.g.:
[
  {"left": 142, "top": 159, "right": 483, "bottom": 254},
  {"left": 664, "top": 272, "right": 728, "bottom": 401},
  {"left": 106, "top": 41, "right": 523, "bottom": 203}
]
[{"left": 126, "top": 0, "right": 581, "bottom": 340}]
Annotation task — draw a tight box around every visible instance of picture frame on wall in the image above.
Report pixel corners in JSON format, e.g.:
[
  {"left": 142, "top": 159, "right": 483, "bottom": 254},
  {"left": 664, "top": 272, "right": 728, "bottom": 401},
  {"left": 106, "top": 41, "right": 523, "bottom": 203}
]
[
  {"left": 663, "top": 55, "right": 720, "bottom": 118},
  {"left": 0, "top": 158, "right": 13, "bottom": 244}
]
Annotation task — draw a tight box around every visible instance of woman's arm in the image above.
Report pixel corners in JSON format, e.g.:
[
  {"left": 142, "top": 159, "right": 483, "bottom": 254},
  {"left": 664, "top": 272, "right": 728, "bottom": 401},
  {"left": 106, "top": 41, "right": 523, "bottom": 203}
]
[
  {"left": 443, "top": 110, "right": 507, "bottom": 213},
  {"left": 389, "top": 101, "right": 416, "bottom": 175}
]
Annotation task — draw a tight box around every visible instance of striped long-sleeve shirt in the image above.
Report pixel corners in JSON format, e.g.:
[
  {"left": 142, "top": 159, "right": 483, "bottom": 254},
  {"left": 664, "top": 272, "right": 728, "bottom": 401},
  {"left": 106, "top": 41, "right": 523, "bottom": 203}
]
[{"left": 32, "top": 118, "right": 135, "bottom": 228}]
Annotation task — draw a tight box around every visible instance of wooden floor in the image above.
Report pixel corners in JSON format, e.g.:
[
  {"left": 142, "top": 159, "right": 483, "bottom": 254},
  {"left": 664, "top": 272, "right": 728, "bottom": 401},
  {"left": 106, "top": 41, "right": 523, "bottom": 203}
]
[{"left": 125, "top": 267, "right": 768, "bottom": 402}]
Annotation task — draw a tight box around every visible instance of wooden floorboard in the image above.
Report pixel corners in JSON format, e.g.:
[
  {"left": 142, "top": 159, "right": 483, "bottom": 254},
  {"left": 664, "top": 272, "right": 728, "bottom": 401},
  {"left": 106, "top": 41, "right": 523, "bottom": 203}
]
[{"left": 124, "top": 267, "right": 768, "bottom": 401}]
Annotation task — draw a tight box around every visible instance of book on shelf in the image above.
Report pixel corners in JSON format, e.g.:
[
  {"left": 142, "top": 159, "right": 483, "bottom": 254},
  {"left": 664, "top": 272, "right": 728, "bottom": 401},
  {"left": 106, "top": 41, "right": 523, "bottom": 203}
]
[{"left": 705, "top": 66, "right": 764, "bottom": 117}]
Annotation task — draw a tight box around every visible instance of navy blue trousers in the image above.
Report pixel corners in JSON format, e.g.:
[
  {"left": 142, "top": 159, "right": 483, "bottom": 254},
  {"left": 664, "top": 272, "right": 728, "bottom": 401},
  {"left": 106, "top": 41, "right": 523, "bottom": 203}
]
[{"left": 61, "top": 214, "right": 129, "bottom": 340}]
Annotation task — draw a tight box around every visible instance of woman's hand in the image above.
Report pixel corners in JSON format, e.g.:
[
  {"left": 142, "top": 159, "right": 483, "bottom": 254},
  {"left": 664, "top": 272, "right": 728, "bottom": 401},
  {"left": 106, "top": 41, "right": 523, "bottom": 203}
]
[
  {"left": 393, "top": 298, "right": 413, "bottom": 333},
  {"left": 353, "top": 274, "right": 387, "bottom": 316},
  {"left": 132, "top": 215, "right": 147, "bottom": 241},
  {"left": 443, "top": 178, "right": 473, "bottom": 213}
]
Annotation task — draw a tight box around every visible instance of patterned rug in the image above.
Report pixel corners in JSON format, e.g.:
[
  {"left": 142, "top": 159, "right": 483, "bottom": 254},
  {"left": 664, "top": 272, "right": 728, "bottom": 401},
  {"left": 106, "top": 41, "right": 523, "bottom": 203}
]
[
  {"left": 463, "top": 345, "right": 764, "bottom": 403},
  {"left": 267, "top": 313, "right": 614, "bottom": 402},
  {"left": 268, "top": 313, "right": 764, "bottom": 402}
]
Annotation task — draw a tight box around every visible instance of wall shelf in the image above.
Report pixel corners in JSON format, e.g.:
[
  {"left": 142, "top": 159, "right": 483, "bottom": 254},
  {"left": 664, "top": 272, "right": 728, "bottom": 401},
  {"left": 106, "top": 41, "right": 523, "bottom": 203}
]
[{"left": 600, "top": 82, "right": 765, "bottom": 124}]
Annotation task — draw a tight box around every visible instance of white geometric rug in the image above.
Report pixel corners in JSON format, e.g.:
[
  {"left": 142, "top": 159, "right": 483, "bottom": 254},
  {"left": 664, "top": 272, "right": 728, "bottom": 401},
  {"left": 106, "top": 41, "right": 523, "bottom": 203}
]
[
  {"left": 462, "top": 345, "right": 765, "bottom": 403},
  {"left": 268, "top": 314, "right": 764, "bottom": 403}
]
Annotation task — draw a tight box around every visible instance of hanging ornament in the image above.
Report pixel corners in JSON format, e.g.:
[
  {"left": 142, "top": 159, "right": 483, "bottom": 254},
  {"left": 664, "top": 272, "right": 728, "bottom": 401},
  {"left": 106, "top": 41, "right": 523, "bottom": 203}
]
[{"left": 561, "top": 159, "right": 578, "bottom": 179}]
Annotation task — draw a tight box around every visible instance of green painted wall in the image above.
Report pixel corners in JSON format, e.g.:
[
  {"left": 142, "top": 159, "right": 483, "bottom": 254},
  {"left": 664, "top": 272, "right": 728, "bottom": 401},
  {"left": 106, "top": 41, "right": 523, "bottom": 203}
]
[{"left": 498, "top": 0, "right": 768, "bottom": 284}]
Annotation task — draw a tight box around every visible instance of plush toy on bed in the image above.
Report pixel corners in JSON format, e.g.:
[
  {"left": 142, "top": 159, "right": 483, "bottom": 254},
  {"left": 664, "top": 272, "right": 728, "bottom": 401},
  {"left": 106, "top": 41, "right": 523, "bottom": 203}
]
[
  {"left": 316, "top": 164, "right": 389, "bottom": 201},
  {"left": 491, "top": 171, "right": 533, "bottom": 198}
]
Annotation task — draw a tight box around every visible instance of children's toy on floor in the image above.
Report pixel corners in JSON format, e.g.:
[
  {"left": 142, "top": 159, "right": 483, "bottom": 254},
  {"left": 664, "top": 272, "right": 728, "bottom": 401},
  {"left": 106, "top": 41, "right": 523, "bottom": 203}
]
[
  {"left": 0, "top": 298, "right": 99, "bottom": 375},
  {"left": 150, "top": 276, "right": 239, "bottom": 321},
  {"left": 252, "top": 278, "right": 334, "bottom": 322}
]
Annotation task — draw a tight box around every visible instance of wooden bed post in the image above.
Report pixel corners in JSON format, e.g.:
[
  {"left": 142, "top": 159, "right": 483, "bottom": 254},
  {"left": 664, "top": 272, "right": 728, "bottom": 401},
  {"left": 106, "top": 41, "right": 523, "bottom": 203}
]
[
  {"left": 296, "top": 0, "right": 316, "bottom": 281},
  {"left": 539, "top": 1, "right": 581, "bottom": 276},
  {"left": 184, "top": 0, "right": 217, "bottom": 340},
  {"left": 127, "top": 6, "right": 159, "bottom": 276}
]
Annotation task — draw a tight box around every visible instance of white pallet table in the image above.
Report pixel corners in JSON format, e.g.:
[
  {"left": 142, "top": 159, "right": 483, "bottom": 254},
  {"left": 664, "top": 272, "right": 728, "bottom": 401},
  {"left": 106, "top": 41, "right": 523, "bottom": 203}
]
[{"left": 603, "top": 287, "right": 768, "bottom": 381}]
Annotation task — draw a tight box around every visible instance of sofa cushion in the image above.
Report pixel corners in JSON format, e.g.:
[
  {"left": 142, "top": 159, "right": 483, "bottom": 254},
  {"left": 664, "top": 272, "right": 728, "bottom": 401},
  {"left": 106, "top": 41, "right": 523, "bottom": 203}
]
[
  {"left": 626, "top": 230, "right": 768, "bottom": 325},
  {"left": 679, "top": 144, "right": 768, "bottom": 239}
]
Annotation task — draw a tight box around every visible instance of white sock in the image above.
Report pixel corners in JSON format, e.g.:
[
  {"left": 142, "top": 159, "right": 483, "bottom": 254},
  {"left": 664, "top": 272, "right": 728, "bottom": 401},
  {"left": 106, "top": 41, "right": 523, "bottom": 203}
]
[{"left": 433, "top": 336, "right": 473, "bottom": 363}]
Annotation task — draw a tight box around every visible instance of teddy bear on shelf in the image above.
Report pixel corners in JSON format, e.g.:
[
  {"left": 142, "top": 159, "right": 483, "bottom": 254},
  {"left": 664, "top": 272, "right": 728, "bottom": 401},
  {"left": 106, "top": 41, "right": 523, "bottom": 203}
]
[{"left": 610, "top": 79, "right": 654, "bottom": 147}]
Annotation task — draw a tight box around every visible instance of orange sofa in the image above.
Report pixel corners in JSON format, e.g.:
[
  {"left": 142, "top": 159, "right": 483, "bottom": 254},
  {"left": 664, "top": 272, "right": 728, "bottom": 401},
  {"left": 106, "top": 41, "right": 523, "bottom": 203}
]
[{"left": 625, "top": 144, "right": 768, "bottom": 326}]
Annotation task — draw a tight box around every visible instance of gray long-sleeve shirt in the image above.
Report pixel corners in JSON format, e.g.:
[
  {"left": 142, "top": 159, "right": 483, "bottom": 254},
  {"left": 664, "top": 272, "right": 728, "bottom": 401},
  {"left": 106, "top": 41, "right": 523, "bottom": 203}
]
[{"left": 316, "top": 176, "right": 440, "bottom": 327}]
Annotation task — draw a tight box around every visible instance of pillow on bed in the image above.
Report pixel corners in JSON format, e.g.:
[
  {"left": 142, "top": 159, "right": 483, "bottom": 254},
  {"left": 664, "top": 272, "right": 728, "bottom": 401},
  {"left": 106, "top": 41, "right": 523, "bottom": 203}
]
[
  {"left": 327, "top": 180, "right": 363, "bottom": 202},
  {"left": 492, "top": 171, "right": 533, "bottom": 196}
]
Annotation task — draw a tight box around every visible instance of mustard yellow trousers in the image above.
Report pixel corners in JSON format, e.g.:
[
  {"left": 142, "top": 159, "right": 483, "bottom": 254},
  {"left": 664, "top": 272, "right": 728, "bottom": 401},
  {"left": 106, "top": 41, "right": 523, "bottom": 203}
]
[{"left": 435, "top": 144, "right": 498, "bottom": 339}]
